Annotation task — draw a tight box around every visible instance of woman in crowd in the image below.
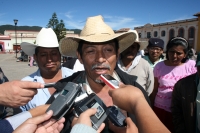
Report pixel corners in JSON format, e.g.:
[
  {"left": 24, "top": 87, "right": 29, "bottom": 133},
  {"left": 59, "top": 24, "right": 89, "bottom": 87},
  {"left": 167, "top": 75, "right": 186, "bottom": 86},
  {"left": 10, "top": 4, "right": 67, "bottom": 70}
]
[{"left": 150, "top": 37, "right": 197, "bottom": 132}]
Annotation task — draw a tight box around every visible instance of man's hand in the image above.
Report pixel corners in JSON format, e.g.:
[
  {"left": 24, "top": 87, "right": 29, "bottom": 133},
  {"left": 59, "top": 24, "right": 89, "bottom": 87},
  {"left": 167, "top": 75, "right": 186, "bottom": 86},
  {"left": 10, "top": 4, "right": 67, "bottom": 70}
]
[
  {"left": 0, "top": 81, "right": 44, "bottom": 107},
  {"left": 73, "top": 108, "right": 105, "bottom": 133},
  {"left": 108, "top": 84, "right": 144, "bottom": 114},
  {"left": 108, "top": 117, "right": 138, "bottom": 133},
  {"left": 29, "top": 104, "right": 50, "bottom": 117},
  {"left": 13, "top": 110, "right": 65, "bottom": 133},
  {"left": 126, "top": 117, "right": 138, "bottom": 133}
]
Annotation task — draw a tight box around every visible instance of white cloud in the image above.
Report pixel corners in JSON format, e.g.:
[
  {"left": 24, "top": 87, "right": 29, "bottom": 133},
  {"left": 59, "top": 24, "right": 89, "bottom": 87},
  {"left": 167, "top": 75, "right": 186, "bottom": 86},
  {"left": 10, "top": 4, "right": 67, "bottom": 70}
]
[
  {"left": 64, "top": 14, "right": 143, "bottom": 30},
  {"left": 105, "top": 16, "right": 134, "bottom": 29},
  {"left": 64, "top": 11, "right": 73, "bottom": 19},
  {"left": 65, "top": 20, "right": 83, "bottom": 29}
]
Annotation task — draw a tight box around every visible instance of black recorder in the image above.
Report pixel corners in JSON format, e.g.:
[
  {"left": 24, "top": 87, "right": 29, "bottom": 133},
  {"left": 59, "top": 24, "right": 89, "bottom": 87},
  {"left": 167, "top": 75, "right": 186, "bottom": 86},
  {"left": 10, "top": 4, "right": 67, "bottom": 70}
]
[
  {"left": 74, "top": 93, "right": 109, "bottom": 130},
  {"left": 108, "top": 106, "right": 127, "bottom": 127},
  {"left": 46, "top": 82, "right": 81, "bottom": 120}
]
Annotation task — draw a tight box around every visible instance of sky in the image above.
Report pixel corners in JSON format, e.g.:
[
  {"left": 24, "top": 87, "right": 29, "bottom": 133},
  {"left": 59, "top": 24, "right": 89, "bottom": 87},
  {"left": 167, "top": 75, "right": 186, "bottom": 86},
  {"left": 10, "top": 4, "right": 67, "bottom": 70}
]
[{"left": 0, "top": 0, "right": 199, "bottom": 30}]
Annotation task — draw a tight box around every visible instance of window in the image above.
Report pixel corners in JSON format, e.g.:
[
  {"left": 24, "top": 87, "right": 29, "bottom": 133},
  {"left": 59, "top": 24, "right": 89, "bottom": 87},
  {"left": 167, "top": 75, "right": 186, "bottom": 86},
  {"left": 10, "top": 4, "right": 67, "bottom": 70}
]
[
  {"left": 169, "top": 29, "right": 175, "bottom": 39},
  {"left": 161, "top": 30, "right": 165, "bottom": 37},
  {"left": 178, "top": 28, "right": 184, "bottom": 37},
  {"left": 154, "top": 31, "right": 158, "bottom": 37},
  {"left": 188, "top": 27, "right": 195, "bottom": 48},
  {"left": 139, "top": 33, "right": 142, "bottom": 38},
  {"left": 147, "top": 32, "right": 151, "bottom": 38},
  {"left": 188, "top": 27, "right": 195, "bottom": 38}
]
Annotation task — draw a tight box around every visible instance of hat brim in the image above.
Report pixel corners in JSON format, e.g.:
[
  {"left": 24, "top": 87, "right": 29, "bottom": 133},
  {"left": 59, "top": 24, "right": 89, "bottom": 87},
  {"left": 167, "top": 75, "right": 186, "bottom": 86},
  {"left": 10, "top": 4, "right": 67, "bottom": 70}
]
[
  {"left": 59, "top": 31, "right": 136, "bottom": 57},
  {"left": 136, "top": 41, "right": 148, "bottom": 51},
  {"left": 21, "top": 42, "right": 37, "bottom": 56}
]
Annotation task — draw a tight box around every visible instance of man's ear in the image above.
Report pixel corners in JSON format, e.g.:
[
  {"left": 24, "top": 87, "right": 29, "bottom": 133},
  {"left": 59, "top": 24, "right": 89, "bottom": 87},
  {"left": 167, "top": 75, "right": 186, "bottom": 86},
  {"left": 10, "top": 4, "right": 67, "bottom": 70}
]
[{"left": 76, "top": 51, "right": 83, "bottom": 64}]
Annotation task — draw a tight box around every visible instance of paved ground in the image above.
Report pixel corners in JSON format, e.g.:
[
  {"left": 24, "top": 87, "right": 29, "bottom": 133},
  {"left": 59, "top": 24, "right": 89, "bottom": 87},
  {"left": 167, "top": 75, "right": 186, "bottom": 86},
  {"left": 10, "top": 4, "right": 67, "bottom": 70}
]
[{"left": 0, "top": 53, "right": 38, "bottom": 81}]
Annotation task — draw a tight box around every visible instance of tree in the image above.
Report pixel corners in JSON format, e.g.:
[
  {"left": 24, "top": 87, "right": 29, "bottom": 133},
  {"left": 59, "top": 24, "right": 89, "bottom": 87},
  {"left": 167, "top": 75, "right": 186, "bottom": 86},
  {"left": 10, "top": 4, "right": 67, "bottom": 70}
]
[{"left": 46, "top": 12, "right": 66, "bottom": 42}]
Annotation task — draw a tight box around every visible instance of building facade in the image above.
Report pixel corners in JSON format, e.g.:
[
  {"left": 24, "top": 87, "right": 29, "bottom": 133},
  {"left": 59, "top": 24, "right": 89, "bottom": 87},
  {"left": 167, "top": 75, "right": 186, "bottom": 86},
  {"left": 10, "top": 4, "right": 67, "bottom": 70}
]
[
  {"left": 2, "top": 30, "right": 40, "bottom": 52},
  {"left": 0, "top": 30, "right": 78, "bottom": 52},
  {"left": 134, "top": 12, "right": 200, "bottom": 51},
  {"left": 0, "top": 35, "right": 11, "bottom": 52}
]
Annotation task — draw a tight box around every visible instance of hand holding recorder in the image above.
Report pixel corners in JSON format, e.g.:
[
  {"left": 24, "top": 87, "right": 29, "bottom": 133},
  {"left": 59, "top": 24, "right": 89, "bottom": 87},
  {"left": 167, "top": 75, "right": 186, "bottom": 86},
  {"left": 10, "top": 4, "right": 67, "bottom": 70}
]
[{"left": 100, "top": 74, "right": 119, "bottom": 89}]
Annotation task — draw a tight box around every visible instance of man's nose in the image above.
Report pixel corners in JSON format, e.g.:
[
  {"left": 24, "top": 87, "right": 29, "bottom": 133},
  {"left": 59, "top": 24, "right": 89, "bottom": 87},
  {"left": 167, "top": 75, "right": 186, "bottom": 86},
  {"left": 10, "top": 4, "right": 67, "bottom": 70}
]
[
  {"left": 95, "top": 51, "right": 106, "bottom": 63},
  {"left": 46, "top": 54, "right": 52, "bottom": 61}
]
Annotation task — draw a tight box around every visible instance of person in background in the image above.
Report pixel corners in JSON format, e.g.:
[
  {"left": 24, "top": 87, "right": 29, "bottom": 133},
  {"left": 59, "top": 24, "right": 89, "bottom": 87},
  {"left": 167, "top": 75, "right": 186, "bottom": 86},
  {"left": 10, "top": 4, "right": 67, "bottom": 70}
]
[
  {"left": 62, "top": 57, "right": 84, "bottom": 72},
  {"left": 20, "top": 28, "right": 74, "bottom": 111},
  {"left": 171, "top": 52, "right": 200, "bottom": 133},
  {"left": 150, "top": 37, "right": 197, "bottom": 132},
  {"left": 139, "top": 49, "right": 145, "bottom": 56},
  {"left": 143, "top": 38, "right": 165, "bottom": 69},
  {"left": 189, "top": 47, "right": 197, "bottom": 60},
  {"left": 29, "top": 56, "right": 34, "bottom": 67},
  {"left": 117, "top": 29, "right": 154, "bottom": 96}
]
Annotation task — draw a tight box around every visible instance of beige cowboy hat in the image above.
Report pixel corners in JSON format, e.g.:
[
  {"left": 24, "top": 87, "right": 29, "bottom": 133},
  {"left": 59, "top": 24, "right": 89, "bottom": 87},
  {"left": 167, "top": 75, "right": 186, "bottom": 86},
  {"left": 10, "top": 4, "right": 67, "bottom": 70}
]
[
  {"left": 59, "top": 15, "right": 137, "bottom": 57},
  {"left": 116, "top": 29, "right": 148, "bottom": 51},
  {"left": 20, "top": 28, "right": 59, "bottom": 56}
]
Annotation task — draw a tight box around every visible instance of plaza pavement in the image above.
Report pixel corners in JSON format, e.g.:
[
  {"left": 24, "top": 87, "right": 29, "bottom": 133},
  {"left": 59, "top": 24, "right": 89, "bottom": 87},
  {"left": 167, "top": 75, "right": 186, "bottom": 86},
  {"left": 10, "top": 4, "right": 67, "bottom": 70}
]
[{"left": 0, "top": 53, "right": 38, "bottom": 81}]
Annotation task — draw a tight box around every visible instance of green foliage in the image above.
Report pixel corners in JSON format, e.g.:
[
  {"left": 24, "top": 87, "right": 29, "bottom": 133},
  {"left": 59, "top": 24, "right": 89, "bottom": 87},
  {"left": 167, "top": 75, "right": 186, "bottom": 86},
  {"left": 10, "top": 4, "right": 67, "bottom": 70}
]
[
  {"left": 46, "top": 12, "right": 66, "bottom": 42},
  {"left": 0, "top": 25, "right": 42, "bottom": 34},
  {"left": 46, "top": 12, "right": 59, "bottom": 29}
]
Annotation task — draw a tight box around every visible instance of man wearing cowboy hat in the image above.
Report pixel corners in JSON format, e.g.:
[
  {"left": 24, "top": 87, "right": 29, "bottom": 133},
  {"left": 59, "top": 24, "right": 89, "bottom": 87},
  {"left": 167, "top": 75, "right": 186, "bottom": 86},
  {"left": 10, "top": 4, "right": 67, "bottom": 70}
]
[
  {"left": 117, "top": 29, "right": 154, "bottom": 96},
  {"left": 20, "top": 28, "right": 74, "bottom": 111},
  {"left": 47, "top": 15, "right": 150, "bottom": 133}
]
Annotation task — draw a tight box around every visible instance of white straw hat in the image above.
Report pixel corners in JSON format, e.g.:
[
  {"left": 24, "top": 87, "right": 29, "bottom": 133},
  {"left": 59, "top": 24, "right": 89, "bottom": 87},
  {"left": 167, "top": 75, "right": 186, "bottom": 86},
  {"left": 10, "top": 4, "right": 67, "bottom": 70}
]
[
  {"left": 21, "top": 28, "right": 59, "bottom": 56},
  {"left": 128, "top": 30, "right": 148, "bottom": 51},
  {"left": 59, "top": 15, "right": 137, "bottom": 57}
]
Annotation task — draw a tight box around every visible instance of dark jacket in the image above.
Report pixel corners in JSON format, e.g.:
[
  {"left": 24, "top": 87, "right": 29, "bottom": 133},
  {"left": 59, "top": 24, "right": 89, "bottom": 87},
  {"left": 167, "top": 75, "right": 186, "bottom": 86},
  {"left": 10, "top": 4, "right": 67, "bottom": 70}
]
[
  {"left": 171, "top": 73, "right": 198, "bottom": 133},
  {"left": 47, "top": 67, "right": 151, "bottom": 133},
  {"left": 62, "top": 58, "right": 77, "bottom": 70}
]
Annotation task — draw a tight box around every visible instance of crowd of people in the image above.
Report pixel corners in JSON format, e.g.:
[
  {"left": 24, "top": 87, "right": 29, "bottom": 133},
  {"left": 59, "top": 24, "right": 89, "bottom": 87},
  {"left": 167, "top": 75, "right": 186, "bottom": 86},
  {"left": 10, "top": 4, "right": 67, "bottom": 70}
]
[{"left": 0, "top": 14, "right": 199, "bottom": 133}]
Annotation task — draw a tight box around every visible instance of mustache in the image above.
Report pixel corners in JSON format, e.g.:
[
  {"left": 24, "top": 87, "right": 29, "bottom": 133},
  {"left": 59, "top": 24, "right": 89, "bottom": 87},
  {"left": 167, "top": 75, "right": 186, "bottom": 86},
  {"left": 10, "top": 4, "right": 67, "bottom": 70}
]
[{"left": 91, "top": 63, "right": 111, "bottom": 70}]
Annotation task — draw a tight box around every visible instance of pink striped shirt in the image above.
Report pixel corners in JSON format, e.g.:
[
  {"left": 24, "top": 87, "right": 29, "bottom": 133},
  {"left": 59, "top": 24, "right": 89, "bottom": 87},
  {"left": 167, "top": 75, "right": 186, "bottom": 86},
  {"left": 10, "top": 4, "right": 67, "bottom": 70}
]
[{"left": 153, "top": 59, "right": 197, "bottom": 112}]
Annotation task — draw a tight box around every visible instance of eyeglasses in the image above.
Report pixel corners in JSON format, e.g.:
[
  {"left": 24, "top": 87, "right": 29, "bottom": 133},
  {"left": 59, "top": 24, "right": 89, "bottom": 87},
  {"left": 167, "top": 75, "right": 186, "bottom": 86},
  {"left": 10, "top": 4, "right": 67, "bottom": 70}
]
[{"left": 149, "top": 47, "right": 162, "bottom": 52}]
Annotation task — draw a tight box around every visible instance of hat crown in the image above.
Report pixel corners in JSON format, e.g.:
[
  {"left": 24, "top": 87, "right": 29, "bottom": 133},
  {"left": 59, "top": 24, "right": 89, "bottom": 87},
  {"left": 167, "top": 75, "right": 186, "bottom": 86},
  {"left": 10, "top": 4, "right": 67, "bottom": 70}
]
[
  {"left": 80, "top": 15, "right": 115, "bottom": 37},
  {"left": 148, "top": 38, "right": 164, "bottom": 49},
  {"left": 59, "top": 15, "right": 137, "bottom": 57},
  {"left": 128, "top": 30, "right": 139, "bottom": 42},
  {"left": 36, "top": 28, "right": 59, "bottom": 47}
]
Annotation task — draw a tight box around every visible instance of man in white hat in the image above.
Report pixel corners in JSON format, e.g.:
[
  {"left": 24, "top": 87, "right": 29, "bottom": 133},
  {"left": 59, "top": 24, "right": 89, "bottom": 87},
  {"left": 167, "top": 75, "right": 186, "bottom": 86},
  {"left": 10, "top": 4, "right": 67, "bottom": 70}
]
[
  {"left": 20, "top": 28, "right": 74, "bottom": 111},
  {"left": 117, "top": 30, "right": 154, "bottom": 96},
  {"left": 47, "top": 15, "right": 150, "bottom": 133}
]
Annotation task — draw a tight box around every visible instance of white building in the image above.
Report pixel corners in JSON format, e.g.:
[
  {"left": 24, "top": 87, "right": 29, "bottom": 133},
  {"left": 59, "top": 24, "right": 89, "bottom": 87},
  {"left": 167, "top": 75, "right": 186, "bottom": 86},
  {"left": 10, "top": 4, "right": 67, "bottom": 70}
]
[
  {"left": 134, "top": 12, "right": 200, "bottom": 51},
  {"left": 0, "top": 29, "right": 79, "bottom": 52},
  {"left": 0, "top": 35, "right": 11, "bottom": 52},
  {"left": 3, "top": 30, "right": 40, "bottom": 52}
]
